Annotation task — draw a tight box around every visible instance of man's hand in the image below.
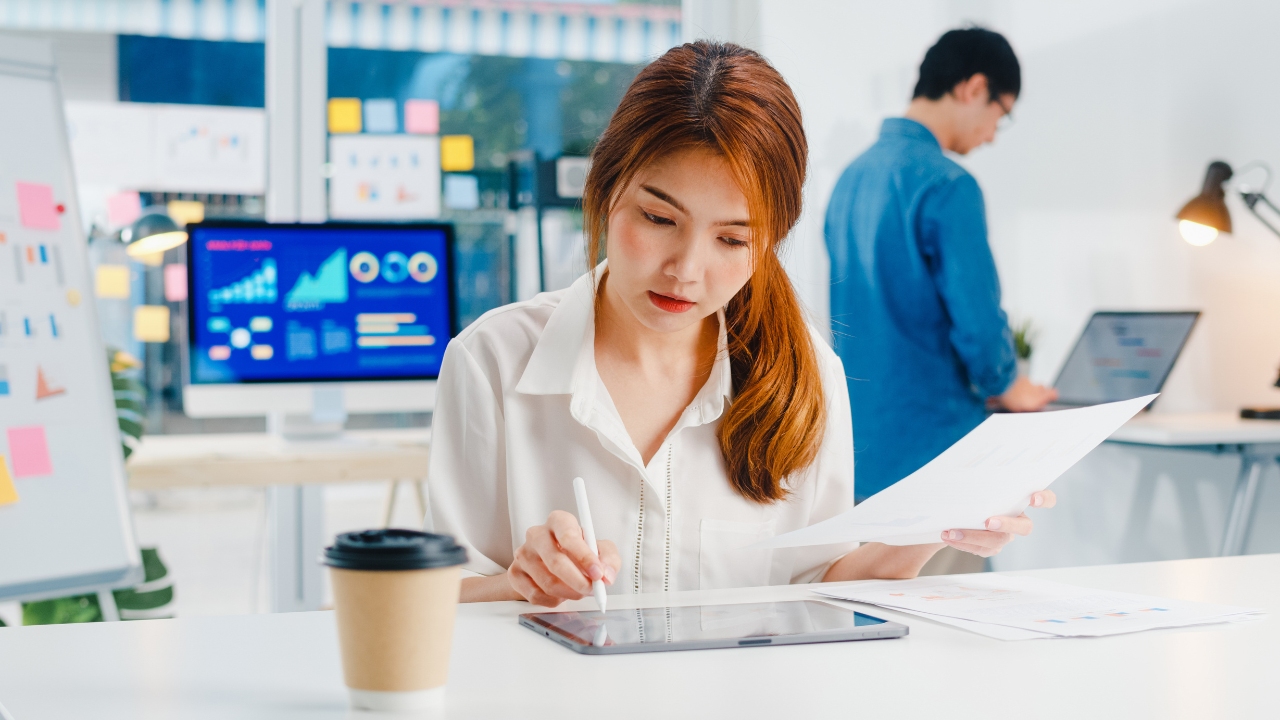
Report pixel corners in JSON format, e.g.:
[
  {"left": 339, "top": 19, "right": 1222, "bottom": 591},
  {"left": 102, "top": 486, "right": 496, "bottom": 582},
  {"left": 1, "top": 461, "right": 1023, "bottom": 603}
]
[{"left": 994, "top": 375, "right": 1058, "bottom": 412}]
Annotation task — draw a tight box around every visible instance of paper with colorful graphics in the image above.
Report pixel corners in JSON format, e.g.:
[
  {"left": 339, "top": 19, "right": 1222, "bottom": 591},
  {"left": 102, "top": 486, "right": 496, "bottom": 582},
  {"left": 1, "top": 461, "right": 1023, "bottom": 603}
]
[{"left": 814, "top": 574, "right": 1262, "bottom": 638}]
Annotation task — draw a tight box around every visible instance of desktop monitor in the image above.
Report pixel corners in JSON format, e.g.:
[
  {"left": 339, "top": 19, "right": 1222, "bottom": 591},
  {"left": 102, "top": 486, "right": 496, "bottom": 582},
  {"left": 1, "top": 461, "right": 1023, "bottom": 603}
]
[{"left": 182, "top": 221, "right": 457, "bottom": 418}]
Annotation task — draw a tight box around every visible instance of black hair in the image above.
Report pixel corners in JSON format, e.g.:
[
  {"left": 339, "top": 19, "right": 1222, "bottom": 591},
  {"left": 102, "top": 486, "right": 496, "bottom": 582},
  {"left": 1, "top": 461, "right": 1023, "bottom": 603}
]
[{"left": 912, "top": 27, "right": 1020, "bottom": 101}]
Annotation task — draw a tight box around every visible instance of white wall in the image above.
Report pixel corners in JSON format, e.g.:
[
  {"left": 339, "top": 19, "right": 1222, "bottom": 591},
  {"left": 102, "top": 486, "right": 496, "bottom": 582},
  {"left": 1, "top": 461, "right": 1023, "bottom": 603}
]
[
  {"left": 759, "top": 0, "right": 1280, "bottom": 409},
  {"left": 753, "top": 0, "right": 1280, "bottom": 566},
  {"left": 11, "top": 30, "right": 117, "bottom": 102}
]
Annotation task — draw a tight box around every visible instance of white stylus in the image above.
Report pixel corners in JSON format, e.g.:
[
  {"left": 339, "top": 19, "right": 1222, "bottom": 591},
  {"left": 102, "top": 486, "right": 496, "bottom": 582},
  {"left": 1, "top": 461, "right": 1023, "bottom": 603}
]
[{"left": 572, "top": 476, "right": 608, "bottom": 613}]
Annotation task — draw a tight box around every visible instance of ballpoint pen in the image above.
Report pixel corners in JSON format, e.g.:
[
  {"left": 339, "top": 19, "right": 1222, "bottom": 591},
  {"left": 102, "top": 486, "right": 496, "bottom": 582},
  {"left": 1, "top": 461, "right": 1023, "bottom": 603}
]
[{"left": 572, "top": 476, "right": 608, "bottom": 613}]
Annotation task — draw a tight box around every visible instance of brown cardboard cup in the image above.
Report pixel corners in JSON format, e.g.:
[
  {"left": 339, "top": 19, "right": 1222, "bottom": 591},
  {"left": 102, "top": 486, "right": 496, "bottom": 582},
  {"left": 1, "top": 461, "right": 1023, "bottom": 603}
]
[{"left": 324, "top": 530, "right": 468, "bottom": 712}]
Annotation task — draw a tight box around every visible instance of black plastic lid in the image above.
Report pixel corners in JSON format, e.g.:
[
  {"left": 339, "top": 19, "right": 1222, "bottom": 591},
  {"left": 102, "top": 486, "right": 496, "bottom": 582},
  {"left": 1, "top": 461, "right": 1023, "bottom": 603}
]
[{"left": 323, "top": 529, "right": 468, "bottom": 571}]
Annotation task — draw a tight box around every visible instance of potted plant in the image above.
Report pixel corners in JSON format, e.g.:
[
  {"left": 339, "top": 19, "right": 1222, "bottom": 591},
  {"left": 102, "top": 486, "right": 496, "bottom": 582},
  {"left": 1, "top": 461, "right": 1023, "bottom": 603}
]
[{"left": 1012, "top": 318, "right": 1036, "bottom": 378}]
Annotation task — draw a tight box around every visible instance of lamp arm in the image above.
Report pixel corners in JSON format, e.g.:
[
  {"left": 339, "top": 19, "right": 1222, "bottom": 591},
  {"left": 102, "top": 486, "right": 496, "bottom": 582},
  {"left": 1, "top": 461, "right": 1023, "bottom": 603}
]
[{"left": 1241, "top": 191, "right": 1280, "bottom": 240}]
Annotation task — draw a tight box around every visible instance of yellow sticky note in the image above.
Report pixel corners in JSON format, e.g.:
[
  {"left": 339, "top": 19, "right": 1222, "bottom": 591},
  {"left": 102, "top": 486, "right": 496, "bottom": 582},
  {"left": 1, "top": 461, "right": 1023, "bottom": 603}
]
[
  {"left": 328, "top": 98, "right": 363, "bottom": 134},
  {"left": 96, "top": 265, "right": 131, "bottom": 299},
  {"left": 167, "top": 200, "right": 205, "bottom": 227},
  {"left": 0, "top": 458, "right": 18, "bottom": 506},
  {"left": 134, "top": 305, "right": 171, "bottom": 343},
  {"left": 440, "top": 135, "right": 475, "bottom": 172}
]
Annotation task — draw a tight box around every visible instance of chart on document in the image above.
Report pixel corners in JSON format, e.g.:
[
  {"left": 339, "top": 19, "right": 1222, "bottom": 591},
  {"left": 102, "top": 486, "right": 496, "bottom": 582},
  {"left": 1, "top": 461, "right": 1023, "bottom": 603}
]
[
  {"left": 816, "top": 574, "right": 1262, "bottom": 638},
  {"left": 189, "top": 224, "right": 453, "bottom": 384}
]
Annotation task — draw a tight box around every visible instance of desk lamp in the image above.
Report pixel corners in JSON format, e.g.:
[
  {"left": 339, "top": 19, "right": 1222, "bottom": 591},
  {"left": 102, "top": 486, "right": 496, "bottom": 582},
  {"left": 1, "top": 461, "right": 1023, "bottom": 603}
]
[
  {"left": 1177, "top": 160, "right": 1280, "bottom": 245},
  {"left": 1177, "top": 160, "right": 1280, "bottom": 418},
  {"left": 123, "top": 210, "right": 188, "bottom": 266}
]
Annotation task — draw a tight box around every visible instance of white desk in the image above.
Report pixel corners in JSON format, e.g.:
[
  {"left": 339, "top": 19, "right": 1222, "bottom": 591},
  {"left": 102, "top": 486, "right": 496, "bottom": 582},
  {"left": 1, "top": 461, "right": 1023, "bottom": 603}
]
[
  {"left": 125, "top": 429, "right": 430, "bottom": 612},
  {"left": 0, "top": 555, "right": 1274, "bottom": 719},
  {"left": 1111, "top": 413, "right": 1280, "bottom": 555}
]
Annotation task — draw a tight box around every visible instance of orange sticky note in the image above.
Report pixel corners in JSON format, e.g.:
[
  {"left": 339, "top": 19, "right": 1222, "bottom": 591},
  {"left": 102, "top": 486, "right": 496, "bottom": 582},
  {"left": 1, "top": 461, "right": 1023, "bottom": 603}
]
[
  {"left": 440, "top": 135, "right": 474, "bottom": 172},
  {"left": 134, "top": 305, "right": 171, "bottom": 342},
  {"left": 328, "top": 98, "right": 363, "bottom": 134},
  {"left": 36, "top": 366, "right": 66, "bottom": 400},
  {"left": 0, "top": 457, "right": 18, "bottom": 506}
]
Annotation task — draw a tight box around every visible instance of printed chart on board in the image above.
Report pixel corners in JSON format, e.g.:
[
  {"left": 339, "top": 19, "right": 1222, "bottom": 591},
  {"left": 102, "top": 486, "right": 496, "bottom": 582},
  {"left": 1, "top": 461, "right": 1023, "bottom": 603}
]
[{"left": 0, "top": 38, "right": 141, "bottom": 601}]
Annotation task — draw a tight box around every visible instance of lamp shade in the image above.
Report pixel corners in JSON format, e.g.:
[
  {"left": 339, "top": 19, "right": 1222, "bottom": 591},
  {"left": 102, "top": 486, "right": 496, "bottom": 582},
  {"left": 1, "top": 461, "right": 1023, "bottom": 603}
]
[
  {"left": 1176, "top": 160, "right": 1234, "bottom": 234},
  {"left": 124, "top": 211, "right": 188, "bottom": 260}
]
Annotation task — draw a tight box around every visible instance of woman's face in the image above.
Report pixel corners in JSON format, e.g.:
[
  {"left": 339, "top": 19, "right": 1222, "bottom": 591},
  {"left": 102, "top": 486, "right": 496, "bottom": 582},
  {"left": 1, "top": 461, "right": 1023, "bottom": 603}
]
[{"left": 604, "top": 147, "right": 754, "bottom": 334}]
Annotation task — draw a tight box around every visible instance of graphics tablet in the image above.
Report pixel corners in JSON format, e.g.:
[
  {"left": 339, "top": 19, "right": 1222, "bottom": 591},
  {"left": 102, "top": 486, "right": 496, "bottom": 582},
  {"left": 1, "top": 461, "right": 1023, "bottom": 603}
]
[{"left": 519, "top": 600, "right": 908, "bottom": 655}]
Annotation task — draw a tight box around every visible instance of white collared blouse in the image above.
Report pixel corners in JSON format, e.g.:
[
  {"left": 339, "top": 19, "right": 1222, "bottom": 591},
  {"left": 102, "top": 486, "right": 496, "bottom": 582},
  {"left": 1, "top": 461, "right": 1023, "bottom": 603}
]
[{"left": 425, "top": 271, "right": 856, "bottom": 593}]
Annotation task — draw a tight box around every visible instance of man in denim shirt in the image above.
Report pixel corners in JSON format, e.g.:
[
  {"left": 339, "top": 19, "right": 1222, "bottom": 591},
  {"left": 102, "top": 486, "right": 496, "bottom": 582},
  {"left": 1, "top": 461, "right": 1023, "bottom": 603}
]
[{"left": 826, "top": 28, "right": 1057, "bottom": 509}]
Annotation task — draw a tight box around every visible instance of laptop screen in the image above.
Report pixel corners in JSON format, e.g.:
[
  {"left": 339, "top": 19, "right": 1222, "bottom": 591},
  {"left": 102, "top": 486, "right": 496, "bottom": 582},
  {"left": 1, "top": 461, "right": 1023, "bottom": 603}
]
[{"left": 1052, "top": 312, "right": 1199, "bottom": 406}]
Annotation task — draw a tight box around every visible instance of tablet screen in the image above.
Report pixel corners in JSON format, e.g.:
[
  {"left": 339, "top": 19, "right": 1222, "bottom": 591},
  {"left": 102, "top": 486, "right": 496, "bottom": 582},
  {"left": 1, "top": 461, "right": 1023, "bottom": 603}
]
[{"left": 524, "top": 601, "right": 888, "bottom": 648}]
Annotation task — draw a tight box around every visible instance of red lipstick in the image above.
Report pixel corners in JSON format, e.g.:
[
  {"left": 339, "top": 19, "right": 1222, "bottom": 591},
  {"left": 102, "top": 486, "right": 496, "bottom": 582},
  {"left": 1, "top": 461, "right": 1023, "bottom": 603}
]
[{"left": 648, "top": 291, "right": 696, "bottom": 313}]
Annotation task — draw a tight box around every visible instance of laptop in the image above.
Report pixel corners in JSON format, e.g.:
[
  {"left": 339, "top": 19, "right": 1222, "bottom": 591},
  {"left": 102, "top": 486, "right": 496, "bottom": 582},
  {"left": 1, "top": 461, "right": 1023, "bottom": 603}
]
[{"left": 1043, "top": 311, "right": 1200, "bottom": 411}]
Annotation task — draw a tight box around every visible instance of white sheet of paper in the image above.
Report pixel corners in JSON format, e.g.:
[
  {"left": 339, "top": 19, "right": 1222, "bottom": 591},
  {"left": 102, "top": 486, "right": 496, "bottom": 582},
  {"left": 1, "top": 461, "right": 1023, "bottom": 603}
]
[
  {"left": 813, "top": 574, "right": 1263, "bottom": 638},
  {"left": 814, "top": 595, "right": 1057, "bottom": 641},
  {"left": 760, "top": 395, "right": 1157, "bottom": 548}
]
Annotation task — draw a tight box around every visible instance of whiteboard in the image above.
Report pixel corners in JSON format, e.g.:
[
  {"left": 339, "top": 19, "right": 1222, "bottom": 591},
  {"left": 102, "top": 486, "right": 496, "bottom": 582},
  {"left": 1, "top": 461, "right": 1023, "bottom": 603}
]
[
  {"left": 65, "top": 101, "right": 267, "bottom": 194},
  {"left": 0, "top": 35, "right": 143, "bottom": 602},
  {"left": 329, "top": 134, "right": 441, "bottom": 220}
]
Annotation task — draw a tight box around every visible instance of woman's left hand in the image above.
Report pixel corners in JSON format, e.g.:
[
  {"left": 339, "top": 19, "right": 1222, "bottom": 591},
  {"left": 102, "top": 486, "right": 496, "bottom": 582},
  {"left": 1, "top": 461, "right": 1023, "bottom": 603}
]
[{"left": 940, "top": 490, "right": 1057, "bottom": 558}]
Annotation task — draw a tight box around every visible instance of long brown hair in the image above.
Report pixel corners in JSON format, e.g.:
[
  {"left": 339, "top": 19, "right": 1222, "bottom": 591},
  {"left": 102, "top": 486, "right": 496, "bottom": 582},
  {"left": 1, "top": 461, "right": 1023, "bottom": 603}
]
[{"left": 582, "top": 41, "right": 825, "bottom": 503}]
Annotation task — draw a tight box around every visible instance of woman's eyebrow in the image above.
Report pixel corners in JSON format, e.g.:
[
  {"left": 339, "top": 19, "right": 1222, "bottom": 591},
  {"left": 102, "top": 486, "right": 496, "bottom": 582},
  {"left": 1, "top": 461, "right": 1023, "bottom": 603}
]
[
  {"left": 640, "top": 184, "right": 750, "bottom": 227},
  {"left": 640, "top": 184, "right": 686, "bottom": 212}
]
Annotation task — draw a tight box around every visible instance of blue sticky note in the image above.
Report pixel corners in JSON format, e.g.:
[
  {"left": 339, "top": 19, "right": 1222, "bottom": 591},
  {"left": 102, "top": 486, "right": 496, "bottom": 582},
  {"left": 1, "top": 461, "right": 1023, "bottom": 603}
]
[
  {"left": 363, "top": 99, "right": 398, "bottom": 134},
  {"left": 443, "top": 174, "right": 480, "bottom": 210}
]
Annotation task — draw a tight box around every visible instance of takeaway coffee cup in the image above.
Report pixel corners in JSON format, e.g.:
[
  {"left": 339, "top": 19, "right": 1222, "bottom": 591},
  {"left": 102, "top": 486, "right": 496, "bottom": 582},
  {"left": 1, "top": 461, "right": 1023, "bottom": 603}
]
[{"left": 323, "top": 529, "right": 468, "bottom": 712}]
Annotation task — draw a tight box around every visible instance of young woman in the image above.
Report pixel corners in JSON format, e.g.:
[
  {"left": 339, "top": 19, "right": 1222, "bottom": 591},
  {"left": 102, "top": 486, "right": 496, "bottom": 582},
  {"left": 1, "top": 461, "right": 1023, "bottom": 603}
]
[{"left": 427, "top": 41, "right": 1054, "bottom": 606}]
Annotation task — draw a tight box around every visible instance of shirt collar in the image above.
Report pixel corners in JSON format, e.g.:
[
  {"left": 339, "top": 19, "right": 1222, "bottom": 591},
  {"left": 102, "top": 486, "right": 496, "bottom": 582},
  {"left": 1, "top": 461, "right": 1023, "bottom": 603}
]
[
  {"left": 515, "top": 263, "right": 732, "bottom": 426},
  {"left": 880, "top": 117, "right": 941, "bottom": 150}
]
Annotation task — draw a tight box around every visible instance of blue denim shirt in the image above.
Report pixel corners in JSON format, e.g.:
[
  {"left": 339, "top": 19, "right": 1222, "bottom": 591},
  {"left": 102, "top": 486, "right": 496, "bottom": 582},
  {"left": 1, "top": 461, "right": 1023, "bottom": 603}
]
[{"left": 826, "top": 118, "right": 1016, "bottom": 500}]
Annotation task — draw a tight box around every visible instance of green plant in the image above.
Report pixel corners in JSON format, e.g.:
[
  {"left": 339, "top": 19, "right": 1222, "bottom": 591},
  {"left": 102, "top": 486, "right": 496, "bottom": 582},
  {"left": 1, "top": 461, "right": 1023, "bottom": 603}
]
[
  {"left": 108, "top": 348, "right": 146, "bottom": 459},
  {"left": 1012, "top": 319, "right": 1036, "bottom": 361},
  {"left": 22, "top": 548, "right": 174, "bottom": 625}
]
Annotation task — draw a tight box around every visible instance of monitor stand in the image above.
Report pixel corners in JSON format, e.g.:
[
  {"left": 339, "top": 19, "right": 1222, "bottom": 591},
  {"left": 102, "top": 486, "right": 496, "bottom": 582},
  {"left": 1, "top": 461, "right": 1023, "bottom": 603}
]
[
  {"left": 267, "top": 412, "right": 345, "bottom": 441},
  {"left": 267, "top": 386, "right": 350, "bottom": 441}
]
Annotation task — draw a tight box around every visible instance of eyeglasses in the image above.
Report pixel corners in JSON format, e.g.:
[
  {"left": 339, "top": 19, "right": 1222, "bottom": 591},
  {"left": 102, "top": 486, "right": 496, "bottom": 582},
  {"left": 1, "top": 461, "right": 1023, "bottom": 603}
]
[{"left": 994, "top": 96, "right": 1015, "bottom": 132}]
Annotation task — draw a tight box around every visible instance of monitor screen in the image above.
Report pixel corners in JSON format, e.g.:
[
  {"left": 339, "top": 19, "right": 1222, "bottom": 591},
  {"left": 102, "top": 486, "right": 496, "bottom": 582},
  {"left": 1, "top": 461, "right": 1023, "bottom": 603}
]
[
  {"left": 187, "top": 222, "right": 455, "bottom": 384},
  {"left": 1052, "top": 311, "right": 1198, "bottom": 405}
]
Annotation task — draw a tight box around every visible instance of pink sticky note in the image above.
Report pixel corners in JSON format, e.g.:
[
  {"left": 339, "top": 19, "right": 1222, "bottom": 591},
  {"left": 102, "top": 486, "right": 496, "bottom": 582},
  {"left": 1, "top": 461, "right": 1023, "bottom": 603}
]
[
  {"left": 404, "top": 99, "right": 440, "bottom": 135},
  {"left": 164, "top": 264, "right": 189, "bottom": 302},
  {"left": 107, "top": 191, "right": 143, "bottom": 228},
  {"left": 16, "top": 182, "right": 61, "bottom": 231},
  {"left": 7, "top": 426, "right": 53, "bottom": 478}
]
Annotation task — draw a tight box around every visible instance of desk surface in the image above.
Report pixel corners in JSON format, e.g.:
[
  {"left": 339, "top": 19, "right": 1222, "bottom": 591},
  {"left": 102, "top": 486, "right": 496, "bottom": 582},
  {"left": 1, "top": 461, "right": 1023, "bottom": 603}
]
[
  {"left": 1110, "top": 411, "right": 1280, "bottom": 447},
  {"left": 125, "top": 428, "right": 430, "bottom": 489},
  {"left": 0, "top": 554, "right": 1274, "bottom": 720}
]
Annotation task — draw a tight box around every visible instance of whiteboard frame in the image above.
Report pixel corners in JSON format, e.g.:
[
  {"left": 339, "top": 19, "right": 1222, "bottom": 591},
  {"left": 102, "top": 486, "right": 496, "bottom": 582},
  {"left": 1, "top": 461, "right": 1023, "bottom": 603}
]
[{"left": 0, "top": 35, "right": 143, "bottom": 604}]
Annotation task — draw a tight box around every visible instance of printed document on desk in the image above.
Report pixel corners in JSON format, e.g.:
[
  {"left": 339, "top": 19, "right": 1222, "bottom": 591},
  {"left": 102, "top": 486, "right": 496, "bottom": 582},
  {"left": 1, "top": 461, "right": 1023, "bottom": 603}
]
[
  {"left": 814, "top": 574, "right": 1263, "bottom": 638},
  {"left": 760, "top": 395, "right": 1156, "bottom": 548}
]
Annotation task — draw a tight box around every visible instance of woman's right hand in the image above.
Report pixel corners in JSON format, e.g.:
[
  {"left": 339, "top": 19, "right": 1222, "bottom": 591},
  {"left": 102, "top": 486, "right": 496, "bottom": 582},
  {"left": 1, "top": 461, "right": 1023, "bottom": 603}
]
[{"left": 507, "top": 510, "right": 621, "bottom": 607}]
